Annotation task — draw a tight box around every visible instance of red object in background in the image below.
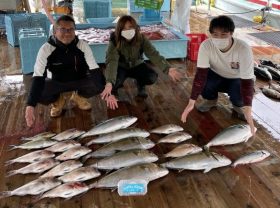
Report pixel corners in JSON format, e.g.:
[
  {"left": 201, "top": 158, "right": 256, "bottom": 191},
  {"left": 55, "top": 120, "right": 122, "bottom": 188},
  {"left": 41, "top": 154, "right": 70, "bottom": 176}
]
[
  {"left": 142, "top": 31, "right": 163, "bottom": 40},
  {"left": 186, "top": 33, "right": 208, "bottom": 61}
]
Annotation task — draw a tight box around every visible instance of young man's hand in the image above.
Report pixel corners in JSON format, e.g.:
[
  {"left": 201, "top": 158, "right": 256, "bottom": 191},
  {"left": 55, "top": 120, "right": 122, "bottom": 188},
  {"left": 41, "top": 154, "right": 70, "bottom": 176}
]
[
  {"left": 181, "top": 99, "right": 196, "bottom": 123},
  {"left": 242, "top": 106, "right": 256, "bottom": 136},
  {"left": 25, "top": 106, "right": 35, "bottom": 127}
]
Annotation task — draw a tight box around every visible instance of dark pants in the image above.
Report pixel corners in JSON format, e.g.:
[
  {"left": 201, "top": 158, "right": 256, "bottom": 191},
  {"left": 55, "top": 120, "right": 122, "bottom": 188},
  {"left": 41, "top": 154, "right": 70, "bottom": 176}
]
[
  {"left": 113, "top": 63, "right": 158, "bottom": 93},
  {"left": 39, "top": 69, "right": 105, "bottom": 105},
  {"left": 202, "top": 69, "right": 243, "bottom": 107}
]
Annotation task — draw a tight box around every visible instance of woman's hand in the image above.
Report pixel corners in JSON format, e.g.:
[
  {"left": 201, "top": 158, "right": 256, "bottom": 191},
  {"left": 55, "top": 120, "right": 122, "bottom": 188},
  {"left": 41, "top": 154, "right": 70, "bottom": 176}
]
[
  {"left": 106, "top": 95, "right": 119, "bottom": 110},
  {"left": 101, "top": 83, "right": 113, "bottom": 100}
]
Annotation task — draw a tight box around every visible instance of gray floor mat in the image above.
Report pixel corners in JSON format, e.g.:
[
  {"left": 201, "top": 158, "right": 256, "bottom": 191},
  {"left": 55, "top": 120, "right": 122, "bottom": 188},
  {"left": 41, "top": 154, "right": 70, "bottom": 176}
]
[
  {"left": 209, "top": 15, "right": 259, "bottom": 28},
  {"left": 249, "top": 31, "right": 280, "bottom": 47}
]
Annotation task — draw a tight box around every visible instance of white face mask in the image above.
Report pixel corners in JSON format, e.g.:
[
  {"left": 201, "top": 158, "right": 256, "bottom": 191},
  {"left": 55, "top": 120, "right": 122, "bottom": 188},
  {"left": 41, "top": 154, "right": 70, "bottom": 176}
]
[
  {"left": 211, "top": 38, "right": 230, "bottom": 50},
  {"left": 121, "top": 29, "right": 135, "bottom": 40}
]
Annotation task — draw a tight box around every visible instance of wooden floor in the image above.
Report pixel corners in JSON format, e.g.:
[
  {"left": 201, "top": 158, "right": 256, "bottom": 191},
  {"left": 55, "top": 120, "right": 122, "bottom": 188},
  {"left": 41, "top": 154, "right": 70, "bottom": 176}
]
[{"left": 1, "top": 5, "right": 280, "bottom": 208}]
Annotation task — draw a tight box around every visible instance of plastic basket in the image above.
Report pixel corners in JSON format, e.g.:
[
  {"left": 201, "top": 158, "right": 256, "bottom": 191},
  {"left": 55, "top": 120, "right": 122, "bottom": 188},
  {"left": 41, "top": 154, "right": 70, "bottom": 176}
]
[
  {"left": 83, "top": 0, "right": 112, "bottom": 19},
  {"left": 19, "top": 32, "right": 47, "bottom": 74},
  {"left": 186, "top": 33, "right": 208, "bottom": 61}
]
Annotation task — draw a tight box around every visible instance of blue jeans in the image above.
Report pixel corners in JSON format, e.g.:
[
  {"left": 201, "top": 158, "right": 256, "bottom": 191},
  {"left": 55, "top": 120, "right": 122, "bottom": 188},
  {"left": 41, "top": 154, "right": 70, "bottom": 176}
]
[{"left": 201, "top": 69, "right": 243, "bottom": 107}]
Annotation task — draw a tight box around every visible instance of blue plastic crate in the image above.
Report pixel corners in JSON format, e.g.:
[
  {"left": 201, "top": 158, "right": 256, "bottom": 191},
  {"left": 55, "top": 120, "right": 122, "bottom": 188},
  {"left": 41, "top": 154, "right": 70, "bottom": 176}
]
[
  {"left": 19, "top": 32, "right": 47, "bottom": 74},
  {"left": 86, "top": 17, "right": 116, "bottom": 28},
  {"left": 83, "top": 0, "right": 112, "bottom": 19},
  {"left": 139, "top": 9, "right": 162, "bottom": 22},
  {"left": 28, "top": 13, "right": 48, "bottom": 31},
  {"left": 5, "top": 13, "right": 48, "bottom": 46},
  {"left": 160, "top": 0, "right": 170, "bottom": 12},
  {"left": 5, "top": 14, "right": 30, "bottom": 46},
  {"left": 19, "top": 27, "right": 45, "bottom": 36},
  {"left": 128, "top": 0, "right": 143, "bottom": 13}
]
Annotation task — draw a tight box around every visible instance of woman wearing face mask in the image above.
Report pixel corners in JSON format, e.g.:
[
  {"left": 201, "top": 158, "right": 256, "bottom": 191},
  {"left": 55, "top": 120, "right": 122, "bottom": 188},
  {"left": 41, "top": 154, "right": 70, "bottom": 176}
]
[
  {"left": 181, "top": 15, "right": 256, "bottom": 136},
  {"left": 101, "top": 15, "right": 183, "bottom": 109}
]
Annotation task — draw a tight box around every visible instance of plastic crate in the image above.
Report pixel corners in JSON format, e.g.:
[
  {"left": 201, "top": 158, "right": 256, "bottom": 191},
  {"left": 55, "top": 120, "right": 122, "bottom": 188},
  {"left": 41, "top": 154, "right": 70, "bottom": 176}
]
[
  {"left": 128, "top": 0, "right": 143, "bottom": 13},
  {"left": 139, "top": 9, "right": 162, "bottom": 22},
  {"left": 19, "top": 32, "right": 47, "bottom": 74},
  {"left": 5, "top": 13, "right": 48, "bottom": 46},
  {"left": 19, "top": 27, "right": 45, "bottom": 36},
  {"left": 86, "top": 17, "right": 116, "bottom": 28},
  {"left": 5, "top": 14, "right": 30, "bottom": 46},
  {"left": 186, "top": 33, "right": 208, "bottom": 61},
  {"left": 83, "top": 0, "right": 112, "bottom": 19}
]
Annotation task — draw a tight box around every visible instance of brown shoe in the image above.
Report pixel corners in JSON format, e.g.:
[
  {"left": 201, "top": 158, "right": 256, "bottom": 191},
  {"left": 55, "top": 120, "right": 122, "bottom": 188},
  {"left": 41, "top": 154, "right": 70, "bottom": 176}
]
[
  {"left": 70, "top": 92, "right": 92, "bottom": 110},
  {"left": 196, "top": 99, "right": 217, "bottom": 112},
  {"left": 50, "top": 94, "right": 66, "bottom": 117}
]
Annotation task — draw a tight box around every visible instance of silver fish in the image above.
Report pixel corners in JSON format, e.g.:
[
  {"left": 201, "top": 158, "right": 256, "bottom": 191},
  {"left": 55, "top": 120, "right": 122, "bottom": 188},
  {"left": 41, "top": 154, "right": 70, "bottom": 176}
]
[
  {"left": 21, "top": 132, "right": 56, "bottom": 141},
  {"left": 80, "top": 116, "right": 138, "bottom": 138},
  {"left": 86, "top": 128, "right": 150, "bottom": 145},
  {"left": 270, "top": 83, "right": 280, "bottom": 93},
  {"left": 83, "top": 137, "right": 155, "bottom": 160},
  {"left": 55, "top": 146, "right": 92, "bottom": 161},
  {"left": 51, "top": 128, "right": 85, "bottom": 141},
  {"left": 150, "top": 124, "right": 184, "bottom": 134},
  {"left": 260, "top": 65, "right": 280, "bottom": 80},
  {"left": 45, "top": 140, "right": 81, "bottom": 153},
  {"left": 261, "top": 86, "right": 280, "bottom": 99},
  {"left": 205, "top": 124, "right": 256, "bottom": 149},
  {"left": 232, "top": 150, "right": 270, "bottom": 167},
  {"left": 40, "top": 160, "right": 83, "bottom": 178},
  {"left": 164, "top": 144, "right": 203, "bottom": 158},
  {"left": 0, "top": 178, "right": 61, "bottom": 199},
  {"left": 9, "top": 139, "right": 58, "bottom": 150},
  {"left": 161, "top": 152, "right": 231, "bottom": 173},
  {"left": 254, "top": 66, "right": 272, "bottom": 81},
  {"left": 38, "top": 182, "right": 89, "bottom": 200},
  {"left": 158, "top": 132, "right": 192, "bottom": 143},
  {"left": 7, "top": 159, "right": 59, "bottom": 177},
  {"left": 58, "top": 166, "right": 101, "bottom": 183},
  {"left": 5, "top": 150, "right": 55, "bottom": 166},
  {"left": 89, "top": 163, "right": 169, "bottom": 189},
  {"left": 90, "top": 149, "right": 158, "bottom": 170}
]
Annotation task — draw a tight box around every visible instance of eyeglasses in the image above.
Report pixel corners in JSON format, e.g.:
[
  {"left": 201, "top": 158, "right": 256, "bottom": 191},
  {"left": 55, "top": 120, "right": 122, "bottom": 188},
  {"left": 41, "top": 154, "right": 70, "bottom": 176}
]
[{"left": 56, "top": 27, "right": 75, "bottom": 33}]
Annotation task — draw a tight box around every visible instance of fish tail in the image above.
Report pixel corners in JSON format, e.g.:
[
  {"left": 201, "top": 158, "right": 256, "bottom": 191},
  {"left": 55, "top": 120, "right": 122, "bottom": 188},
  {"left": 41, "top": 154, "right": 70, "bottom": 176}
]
[
  {"left": 4, "top": 160, "right": 15, "bottom": 166},
  {"left": 85, "top": 140, "right": 94, "bottom": 146},
  {"left": 0, "top": 191, "right": 12, "bottom": 199},
  {"left": 8, "top": 145, "right": 18, "bottom": 151},
  {"left": 88, "top": 182, "right": 98, "bottom": 190},
  {"left": 6, "top": 170, "right": 17, "bottom": 177},
  {"left": 203, "top": 145, "right": 210, "bottom": 153}
]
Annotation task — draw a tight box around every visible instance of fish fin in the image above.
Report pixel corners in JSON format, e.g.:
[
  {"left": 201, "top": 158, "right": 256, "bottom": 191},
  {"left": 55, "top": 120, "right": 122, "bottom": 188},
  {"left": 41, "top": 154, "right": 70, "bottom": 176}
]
[
  {"left": 88, "top": 182, "right": 97, "bottom": 190},
  {"left": 203, "top": 145, "right": 210, "bottom": 152},
  {"left": 231, "top": 163, "right": 237, "bottom": 168},
  {"left": 203, "top": 168, "right": 212, "bottom": 173},
  {"left": 0, "top": 191, "right": 12, "bottom": 199},
  {"left": 210, "top": 153, "right": 220, "bottom": 161},
  {"left": 178, "top": 169, "right": 184, "bottom": 173},
  {"left": 8, "top": 145, "right": 18, "bottom": 151},
  {"left": 6, "top": 170, "right": 17, "bottom": 177},
  {"left": 4, "top": 160, "right": 15, "bottom": 166},
  {"left": 111, "top": 187, "right": 117, "bottom": 192},
  {"left": 105, "top": 170, "right": 113, "bottom": 175}
]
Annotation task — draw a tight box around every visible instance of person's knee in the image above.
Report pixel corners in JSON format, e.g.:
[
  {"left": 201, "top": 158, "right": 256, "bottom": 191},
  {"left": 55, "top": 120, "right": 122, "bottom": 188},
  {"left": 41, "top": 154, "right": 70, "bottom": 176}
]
[{"left": 146, "top": 73, "right": 158, "bottom": 85}]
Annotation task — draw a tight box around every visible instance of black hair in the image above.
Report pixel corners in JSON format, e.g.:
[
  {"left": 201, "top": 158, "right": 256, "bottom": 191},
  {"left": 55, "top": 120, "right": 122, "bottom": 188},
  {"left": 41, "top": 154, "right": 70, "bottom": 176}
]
[
  {"left": 209, "top": 15, "right": 235, "bottom": 33},
  {"left": 55, "top": 15, "right": 76, "bottom": 27}
]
